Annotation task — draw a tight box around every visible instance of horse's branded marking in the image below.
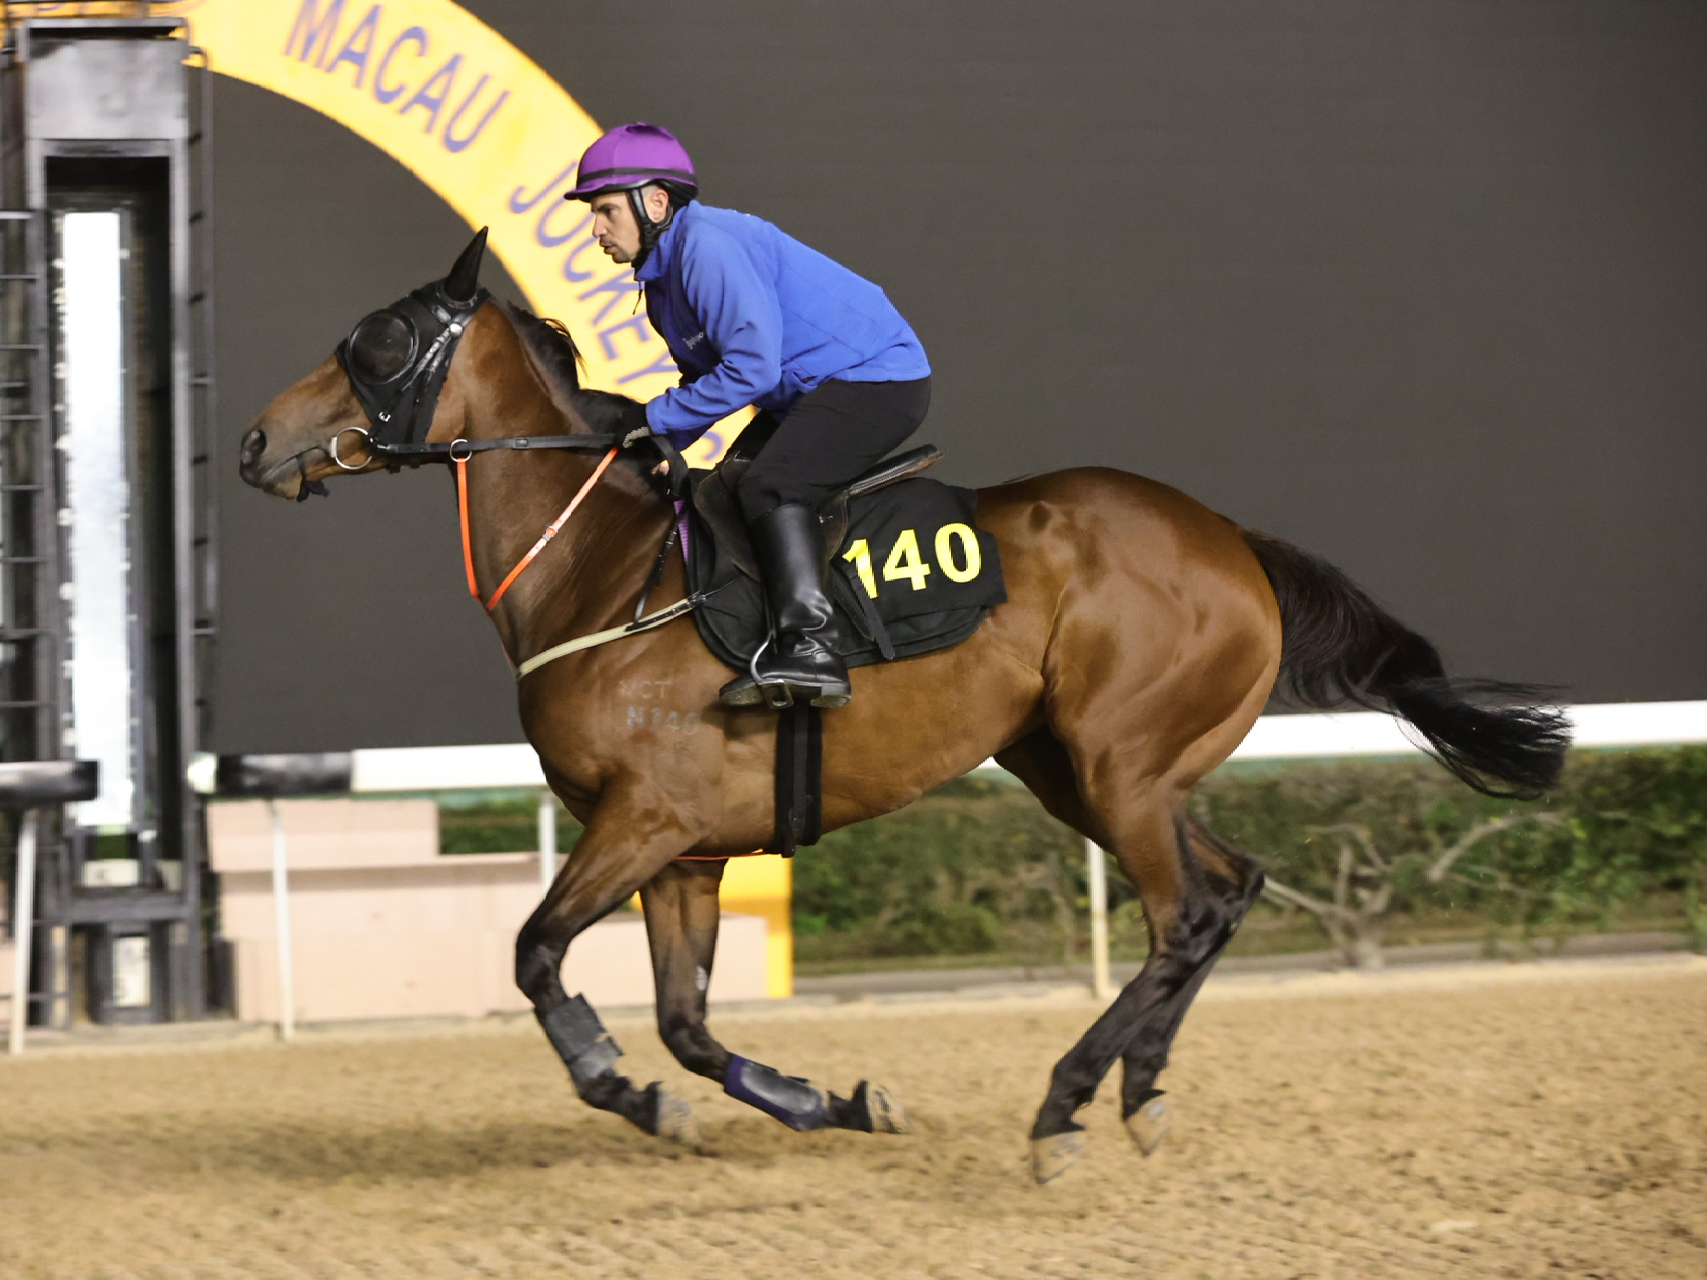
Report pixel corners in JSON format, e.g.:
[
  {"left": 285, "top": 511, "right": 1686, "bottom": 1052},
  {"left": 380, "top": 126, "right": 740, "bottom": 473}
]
[
  {"left": 842, "top": 522, "right": 984, "bottom": 599},
  {"left": 618, "top": 678, "right": 672, "bottom": 700},
  {"left": 625, "top": 706, "right": 700, "bottom": 735}
]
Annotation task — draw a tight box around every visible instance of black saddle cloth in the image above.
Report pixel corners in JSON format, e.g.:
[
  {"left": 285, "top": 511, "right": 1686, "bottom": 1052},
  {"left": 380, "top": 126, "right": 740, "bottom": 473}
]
[{"left": 685, "top": 456, "right": 1007, "bottom": 674}]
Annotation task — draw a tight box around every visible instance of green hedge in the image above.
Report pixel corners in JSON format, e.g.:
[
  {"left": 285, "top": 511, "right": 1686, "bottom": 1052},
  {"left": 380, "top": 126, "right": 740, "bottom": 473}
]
[
  {"left": 793, "top": 775, "right": 1086, "bottom": 961},
  {"left": 427, "top": 748, "right": 1707, "bottom": 963},
  {"left": 795, "top": 747, "right": 1707, "bottom": 963},
  {"left": 436, "top": 791, "right": 581, "bottom": 854}
]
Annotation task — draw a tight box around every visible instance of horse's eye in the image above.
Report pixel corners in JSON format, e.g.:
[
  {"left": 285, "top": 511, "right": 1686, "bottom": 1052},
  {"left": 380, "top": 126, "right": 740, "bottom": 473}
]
[{"left": 348, "top": 311, "right": 416, "bottom": 383}]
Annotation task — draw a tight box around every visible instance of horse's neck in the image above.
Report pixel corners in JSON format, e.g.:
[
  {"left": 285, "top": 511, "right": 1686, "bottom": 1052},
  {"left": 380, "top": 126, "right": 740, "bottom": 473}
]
[{"left": 462, "top": 347, "right": 665, "bottom": 659}]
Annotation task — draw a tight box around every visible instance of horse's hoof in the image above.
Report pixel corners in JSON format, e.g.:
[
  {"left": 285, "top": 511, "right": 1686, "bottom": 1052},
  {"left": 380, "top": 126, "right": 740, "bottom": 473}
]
[
  {"left": 860, "top": 1082, "right": 912, "bottom": 1135},
  {"left": 1030, "top": 1131, "right": 1083, "bottom": 1185},
  {"left": 1125, "top": 1096, "right": 1170, "bottom": 1157},
  {"left": 653, "top": 1088, "right": 702, "bottom": 1147}
]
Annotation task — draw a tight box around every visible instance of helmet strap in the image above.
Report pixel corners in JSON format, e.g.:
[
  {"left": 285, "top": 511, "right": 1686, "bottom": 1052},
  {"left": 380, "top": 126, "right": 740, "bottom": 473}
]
[{"left": 627, "top": 184, "right": 677, "bottom": 272}]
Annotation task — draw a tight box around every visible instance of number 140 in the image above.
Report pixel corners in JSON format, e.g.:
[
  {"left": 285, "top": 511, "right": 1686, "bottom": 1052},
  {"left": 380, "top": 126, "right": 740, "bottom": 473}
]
[{"left": 842, "top": 523, "right": 983, "bottom": 599}]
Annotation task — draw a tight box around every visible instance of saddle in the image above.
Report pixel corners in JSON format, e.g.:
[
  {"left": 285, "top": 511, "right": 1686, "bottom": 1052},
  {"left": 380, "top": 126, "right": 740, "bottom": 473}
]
[
  {"left": 680, "top": 436, "right": 1007, "bottom": 857},
  {"left": 690, "top": 442, "right": 945, "bottom": 581},
  {"left": 684, "top": 444, "right": 1007, "bottom": 674}
]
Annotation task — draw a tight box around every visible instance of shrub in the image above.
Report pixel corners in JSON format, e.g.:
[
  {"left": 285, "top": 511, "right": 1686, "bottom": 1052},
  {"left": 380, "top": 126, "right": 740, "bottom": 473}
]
[{"left": 793, "top": 776, "right": 1086, "bottom": 960}]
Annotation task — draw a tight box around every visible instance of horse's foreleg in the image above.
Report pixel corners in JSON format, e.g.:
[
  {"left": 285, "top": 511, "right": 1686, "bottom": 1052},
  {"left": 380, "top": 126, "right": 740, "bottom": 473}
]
[
  {"left": 515, "top": 786, "right": 699, "bottom": 1142},
  {"left": 642, "top": 857, "right": 910, "bottom": 1136},
  {"left": 642, "top": 858, "right": 730, "bottom": 1081}
]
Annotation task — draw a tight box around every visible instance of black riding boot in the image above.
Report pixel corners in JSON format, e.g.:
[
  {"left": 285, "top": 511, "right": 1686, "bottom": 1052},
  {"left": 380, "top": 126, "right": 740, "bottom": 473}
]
[{"left": 720, "top": 503, "right": 852, "bottom": 709}]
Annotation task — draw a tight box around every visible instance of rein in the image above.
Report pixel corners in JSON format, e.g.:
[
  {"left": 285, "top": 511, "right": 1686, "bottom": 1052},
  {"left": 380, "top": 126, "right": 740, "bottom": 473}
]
[{"left": 328, "top": 425, "right": 623, "bottom": 468}]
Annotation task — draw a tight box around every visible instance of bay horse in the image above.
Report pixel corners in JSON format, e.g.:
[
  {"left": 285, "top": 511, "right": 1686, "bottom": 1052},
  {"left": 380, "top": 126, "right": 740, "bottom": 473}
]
[{"left": 237, "top": 232, "right": 1568, "bottom": 1182}]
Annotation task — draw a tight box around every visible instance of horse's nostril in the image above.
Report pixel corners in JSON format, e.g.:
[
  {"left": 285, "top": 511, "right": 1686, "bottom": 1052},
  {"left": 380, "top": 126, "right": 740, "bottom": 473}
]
[{"left": 240, "top": 426, "right": 267, "bottom": 468}]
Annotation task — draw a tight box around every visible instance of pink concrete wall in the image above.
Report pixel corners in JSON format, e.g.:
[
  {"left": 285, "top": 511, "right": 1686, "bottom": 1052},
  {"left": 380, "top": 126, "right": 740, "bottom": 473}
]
[{"left": 209, "top": 801, "right": 767, "bottom": 1023}]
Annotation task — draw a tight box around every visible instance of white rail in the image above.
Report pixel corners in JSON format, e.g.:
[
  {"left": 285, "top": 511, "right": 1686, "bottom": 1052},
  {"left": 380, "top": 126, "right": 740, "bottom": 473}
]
[
  {"left": 1226, "top": 699, "right": 1707, "bottom": 761},
  {"left": 284, "top": 701, "right": 1707, "bottom": 798}
]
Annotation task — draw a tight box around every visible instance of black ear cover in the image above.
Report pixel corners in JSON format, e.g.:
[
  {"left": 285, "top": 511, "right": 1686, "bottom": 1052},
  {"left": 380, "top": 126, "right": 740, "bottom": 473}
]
[{"left": 444, "top": 226, "right": 489, "bottom": 302}]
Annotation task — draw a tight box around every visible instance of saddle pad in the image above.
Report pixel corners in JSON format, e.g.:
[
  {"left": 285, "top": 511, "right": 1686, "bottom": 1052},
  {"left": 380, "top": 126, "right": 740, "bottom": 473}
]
[{"left": 687, "top": 477, "right": 1006, "bottom": 673}]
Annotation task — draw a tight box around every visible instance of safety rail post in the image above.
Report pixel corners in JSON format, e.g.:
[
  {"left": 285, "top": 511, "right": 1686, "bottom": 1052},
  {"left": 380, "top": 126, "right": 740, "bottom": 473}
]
[
  {"left": 537, "top": 791, "right": 557, "bottom": 894},
  {"left": 1085, "top": 838, "right": 1112, "bottom": 1001},
  {"left": 206, "top": 754, "right": 352, "bottom": 1041},
  {"left": 7, "top": 809, "right": 36, "bottom": 1054},
  {"left": 267, "top": 801, "right": 295, "bottom": 1042},
  {"left": 3, "top": 761, "right": 97, "bottom": 1054}
]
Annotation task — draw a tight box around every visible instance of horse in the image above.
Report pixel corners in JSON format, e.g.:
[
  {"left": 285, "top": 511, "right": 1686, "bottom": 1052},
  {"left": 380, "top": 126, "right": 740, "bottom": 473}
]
[{"left": 236, "top": 230, "right": 1569, "bottom": 1182}]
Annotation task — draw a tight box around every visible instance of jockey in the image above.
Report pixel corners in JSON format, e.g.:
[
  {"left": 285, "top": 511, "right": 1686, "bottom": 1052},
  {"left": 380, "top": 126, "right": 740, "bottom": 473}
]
[{"left": 565, "top": 122, "right": 932, "bottom": 710}]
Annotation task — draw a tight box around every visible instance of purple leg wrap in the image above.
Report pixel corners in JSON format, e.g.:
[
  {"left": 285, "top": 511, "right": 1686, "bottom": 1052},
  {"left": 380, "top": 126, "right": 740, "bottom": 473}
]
[{"left": 724, "top": 1054, "right": 827, "bottom": 1131}]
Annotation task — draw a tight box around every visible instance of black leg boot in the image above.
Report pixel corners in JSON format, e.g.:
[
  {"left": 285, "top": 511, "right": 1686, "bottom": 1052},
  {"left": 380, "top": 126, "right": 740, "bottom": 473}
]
[{"left": 720, "top": 503, "right": 852, "bottom": 709}]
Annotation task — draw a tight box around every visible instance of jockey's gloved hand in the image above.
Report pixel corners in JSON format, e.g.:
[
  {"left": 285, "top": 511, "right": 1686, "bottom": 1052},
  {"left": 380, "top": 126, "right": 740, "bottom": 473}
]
[{"left": 617, "top": 401, "right": 654, "bottom": 449}]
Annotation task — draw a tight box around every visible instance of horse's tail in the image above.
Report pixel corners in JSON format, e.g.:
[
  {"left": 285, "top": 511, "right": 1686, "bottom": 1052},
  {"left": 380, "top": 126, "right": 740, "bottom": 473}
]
[{"left": 1239, "top": 528, "right": 1571, "bottom": 798}]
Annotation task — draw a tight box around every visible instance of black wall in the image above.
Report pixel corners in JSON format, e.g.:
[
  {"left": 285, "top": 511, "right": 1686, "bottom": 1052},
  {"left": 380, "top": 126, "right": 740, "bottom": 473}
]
[{"left": 212, "top": 0, "right": 1707, "bottom": 751}]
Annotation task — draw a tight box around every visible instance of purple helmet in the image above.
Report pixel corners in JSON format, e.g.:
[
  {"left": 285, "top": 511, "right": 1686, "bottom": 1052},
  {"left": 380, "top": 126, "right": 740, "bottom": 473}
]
[{"left": 564, "top": 123, "right": 697, "bottom": 201}]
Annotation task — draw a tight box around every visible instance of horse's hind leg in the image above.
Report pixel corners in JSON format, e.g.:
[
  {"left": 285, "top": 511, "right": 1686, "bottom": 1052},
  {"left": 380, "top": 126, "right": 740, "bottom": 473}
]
[
  {"left": 1024, "top": 788, "right": 1246, "bottom": 1182},
  {"left": 999, "top": 730, "right": 1264, "bottom": 1179},
  {"left": 642, "top": 857, "right": 911, "bottom": 1136},
  {"left": 1117, "top": 818, "right": 1264, "bottom": 1156}
]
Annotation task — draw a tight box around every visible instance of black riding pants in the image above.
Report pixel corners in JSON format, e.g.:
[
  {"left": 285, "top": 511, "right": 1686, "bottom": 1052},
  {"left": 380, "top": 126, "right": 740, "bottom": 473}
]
[{"left": 736, "top": 376, "right": 932, "bottom": 524}]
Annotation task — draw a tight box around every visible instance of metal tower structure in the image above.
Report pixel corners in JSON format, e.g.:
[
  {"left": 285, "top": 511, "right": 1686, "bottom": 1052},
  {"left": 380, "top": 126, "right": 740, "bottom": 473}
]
[{"left": 0, "top": 7, "right": 216, "bottom": 1025}]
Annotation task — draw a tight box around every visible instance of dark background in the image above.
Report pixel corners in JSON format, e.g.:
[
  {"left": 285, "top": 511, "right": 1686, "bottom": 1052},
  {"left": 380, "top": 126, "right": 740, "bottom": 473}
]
[{"left": 212, "top": 0, "right": 1707, "bottom": 752}]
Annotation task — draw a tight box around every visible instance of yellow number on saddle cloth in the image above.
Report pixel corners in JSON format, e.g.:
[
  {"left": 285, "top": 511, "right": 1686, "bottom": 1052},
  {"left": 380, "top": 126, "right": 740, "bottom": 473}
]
[
  {"left": 882, "top": 529, "right": 933, "bottom": 591},
  {"left": 842, "top": 538, "right": 879, "bottom": 599},
  {"left": 934, "top": 523, "right": 982, "bottom": 583},
  {"left": 843, "top": 524, "right": 984, "bottom": 599}
]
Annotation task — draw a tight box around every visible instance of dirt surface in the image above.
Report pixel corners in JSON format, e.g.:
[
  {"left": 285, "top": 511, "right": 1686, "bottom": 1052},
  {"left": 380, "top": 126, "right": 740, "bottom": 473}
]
[{"left": 3, "top": 958, "right": 1705, "bottom": 1279}]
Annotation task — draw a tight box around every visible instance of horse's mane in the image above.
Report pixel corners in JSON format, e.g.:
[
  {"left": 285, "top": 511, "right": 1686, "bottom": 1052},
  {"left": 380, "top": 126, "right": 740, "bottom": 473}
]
[
  {"left": 502, "top": 300, "right": 634, "bottom": 431},
  {"left": 507, "top": 302, "right": 586, "bottom": 392}
]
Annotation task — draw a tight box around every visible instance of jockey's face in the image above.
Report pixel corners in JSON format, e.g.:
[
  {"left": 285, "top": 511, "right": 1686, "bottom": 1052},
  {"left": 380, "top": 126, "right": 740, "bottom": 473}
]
[{"left": 590, "top": 185, "right": 672, "bottom": 264}]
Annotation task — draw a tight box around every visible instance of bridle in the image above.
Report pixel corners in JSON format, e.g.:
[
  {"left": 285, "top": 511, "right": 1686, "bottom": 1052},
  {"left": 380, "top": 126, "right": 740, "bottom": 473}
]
[
  {"left": 333, "top": 279, "right": 494, "bottom": 454},
  {"left": 328, "top": 276, "right": 702, "bottom": 660},
  {"left": 330, "top": 277, "right": 633, "bottom": 473}
]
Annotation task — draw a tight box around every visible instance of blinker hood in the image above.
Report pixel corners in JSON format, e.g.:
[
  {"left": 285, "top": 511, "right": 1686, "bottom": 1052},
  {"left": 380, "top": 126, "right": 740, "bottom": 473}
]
[
  {"left": 335, "top": 282, "right": 491, "bottom": 449},
  {"left": 335, "top": 226, "right": 493, "bottom": 451}
]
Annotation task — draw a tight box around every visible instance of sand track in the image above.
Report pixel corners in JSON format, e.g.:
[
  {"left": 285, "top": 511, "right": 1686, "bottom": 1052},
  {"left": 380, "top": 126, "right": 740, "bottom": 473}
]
[{"left": 3, "top": 958, "right": 1704, "bottom": 1278}]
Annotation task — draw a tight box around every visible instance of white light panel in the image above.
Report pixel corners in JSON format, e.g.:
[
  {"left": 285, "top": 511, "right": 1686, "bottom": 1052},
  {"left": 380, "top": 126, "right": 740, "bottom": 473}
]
[{"left": 60, "top": 210, "right": 135, "bottom": 829}]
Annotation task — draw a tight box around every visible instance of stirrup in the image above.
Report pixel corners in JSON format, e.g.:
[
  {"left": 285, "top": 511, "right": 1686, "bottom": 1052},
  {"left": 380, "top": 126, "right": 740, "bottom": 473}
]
[
  {"left": 721, "top": 674, "right": 846, "bottom": 709},
  {"left": 719, "top": 674, "right": 767, "bottom": 707},
  {"left": 720, "top": 637, "right": 850, "bottom": 710},
  {"left": 720, "top": 639, "right": 783, "bottom": 708},
  {"left": 719, "top": 675, "right": 849, "bottom": 710}
]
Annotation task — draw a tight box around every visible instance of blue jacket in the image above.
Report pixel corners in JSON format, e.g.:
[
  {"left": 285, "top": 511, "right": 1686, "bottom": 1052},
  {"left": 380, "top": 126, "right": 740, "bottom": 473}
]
[{"left": 636, "top": 202, "right": 930, "bottom": 446}]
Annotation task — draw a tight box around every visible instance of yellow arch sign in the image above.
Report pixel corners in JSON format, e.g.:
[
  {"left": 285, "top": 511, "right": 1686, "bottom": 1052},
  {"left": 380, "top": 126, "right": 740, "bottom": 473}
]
[{"left": 128, "top": 0, "right": 733, "bottom": 464}]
